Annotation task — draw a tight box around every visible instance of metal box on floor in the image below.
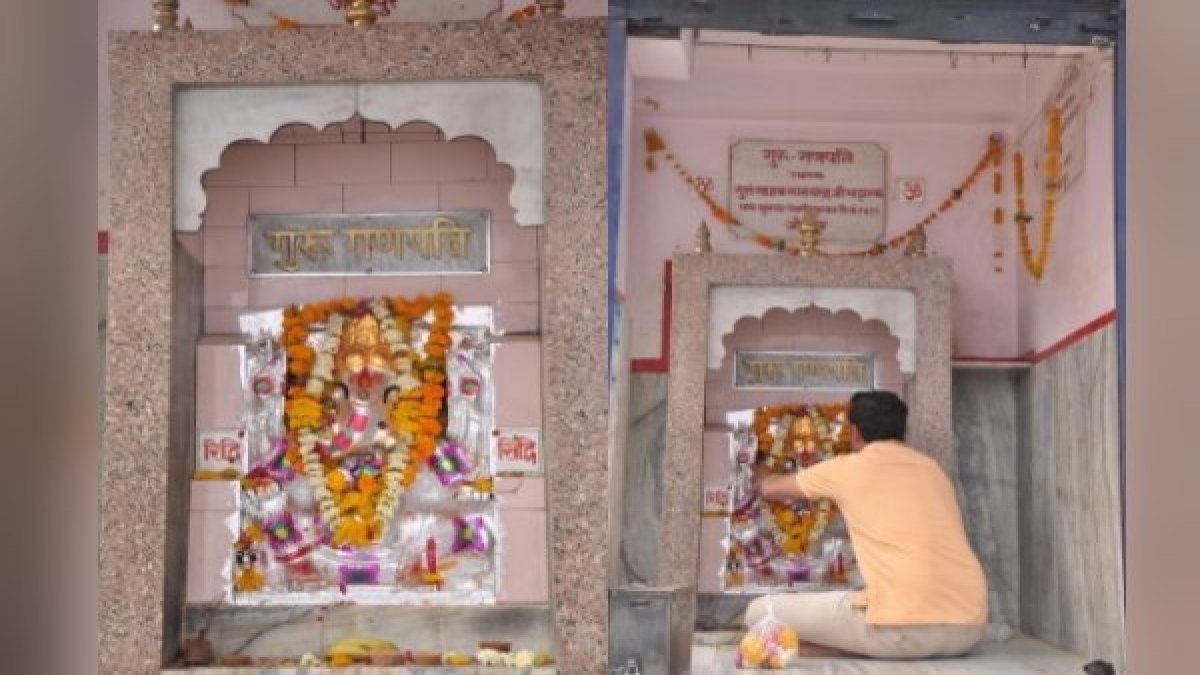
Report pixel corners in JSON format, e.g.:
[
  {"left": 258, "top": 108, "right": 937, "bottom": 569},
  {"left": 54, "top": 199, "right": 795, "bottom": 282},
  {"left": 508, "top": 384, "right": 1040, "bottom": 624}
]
[{"left": 609, "top": 585, "right": 693, "bottom": 675}]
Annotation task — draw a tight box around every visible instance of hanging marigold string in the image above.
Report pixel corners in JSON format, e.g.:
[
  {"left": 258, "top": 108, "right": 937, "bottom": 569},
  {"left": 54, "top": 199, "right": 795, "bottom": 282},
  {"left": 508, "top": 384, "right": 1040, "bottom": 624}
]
[
  {"left": 992, "top": 136, "right": 1006, "bottom": 273},
  {"left": 1013, "top": 106, "right": 1062, "bottom": 281},
  {"left": 643, "top": 129, "right": 1005, "bottom": 258}
]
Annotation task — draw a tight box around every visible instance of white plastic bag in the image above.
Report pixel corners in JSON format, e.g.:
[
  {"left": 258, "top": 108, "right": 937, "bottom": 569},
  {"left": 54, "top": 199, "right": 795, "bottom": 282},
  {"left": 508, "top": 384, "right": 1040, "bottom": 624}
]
[{"left": 736, "top": 598, "right": 799, "bottom": 669}]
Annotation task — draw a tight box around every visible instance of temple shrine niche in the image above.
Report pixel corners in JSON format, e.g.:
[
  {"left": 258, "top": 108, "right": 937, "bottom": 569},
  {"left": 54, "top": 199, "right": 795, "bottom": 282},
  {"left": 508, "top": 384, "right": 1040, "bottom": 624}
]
[
  {"left": 100, "top": 21, "right": 608, "bottom": 674},
  {"left": 181, "top": 111, "right": 554, "bottom": 666},
  {"left": 650, "top": 253, "right": 952, "bottom": 670},
  {"left": 699, "top": 305, "right": 906, "bottom": 597}
]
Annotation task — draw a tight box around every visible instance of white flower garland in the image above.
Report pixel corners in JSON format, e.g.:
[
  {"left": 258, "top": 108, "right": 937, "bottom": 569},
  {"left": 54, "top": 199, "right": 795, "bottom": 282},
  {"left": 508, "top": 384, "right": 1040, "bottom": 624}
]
[
  {"left": 369, "top": 298, "right": 422, "bottom": 536},
  {"left": 299, "top": 312, "right": 347, "bottom": 533}
]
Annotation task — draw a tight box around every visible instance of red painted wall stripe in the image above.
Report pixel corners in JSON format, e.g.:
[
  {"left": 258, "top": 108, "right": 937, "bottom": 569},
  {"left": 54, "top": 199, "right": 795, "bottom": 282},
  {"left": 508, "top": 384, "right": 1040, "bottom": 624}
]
[
  {"left": 630, "top": 260, "right": 1117, "bottom": 373},
  {"left": 1021, "top": 309, "right": 1117, "bottom": 364}
]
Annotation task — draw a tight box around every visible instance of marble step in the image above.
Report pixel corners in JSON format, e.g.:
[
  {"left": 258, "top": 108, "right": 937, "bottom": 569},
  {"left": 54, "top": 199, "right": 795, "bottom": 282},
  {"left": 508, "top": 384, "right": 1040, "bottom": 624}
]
[{"left": 693, "top": 634, "right": 1100, "bottom": 674}]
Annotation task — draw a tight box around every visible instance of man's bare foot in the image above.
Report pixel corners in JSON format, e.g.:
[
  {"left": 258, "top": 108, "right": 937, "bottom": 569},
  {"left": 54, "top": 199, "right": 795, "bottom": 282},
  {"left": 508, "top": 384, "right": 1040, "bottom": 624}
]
[{"left": 794, "top": 641, "right": 849, "bottom": 658}]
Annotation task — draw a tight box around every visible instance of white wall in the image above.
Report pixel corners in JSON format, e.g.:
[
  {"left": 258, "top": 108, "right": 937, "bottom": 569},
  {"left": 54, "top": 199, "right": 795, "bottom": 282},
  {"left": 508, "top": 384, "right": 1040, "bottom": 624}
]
[{"left": 1015, "top": 53, "right": 1116, "bottom": 355}]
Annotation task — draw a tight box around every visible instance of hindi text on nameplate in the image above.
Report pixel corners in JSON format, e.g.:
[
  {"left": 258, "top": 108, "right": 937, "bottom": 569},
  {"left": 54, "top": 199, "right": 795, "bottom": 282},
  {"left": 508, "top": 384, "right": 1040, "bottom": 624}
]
[
  {"left": 491, "top": 427, "right": 542, "bottom": 476},
  {"left": 734, "top": 352, "right": 875, "bottom": 391},
  {"left": 195, "top": 428, "right": 247, "bottom": 477},
  {"left": 249, "top": 211, "right": 490, "bottom": 277},
  {"left": 730, "top": 140, "right": 887, "bottom": 246}
]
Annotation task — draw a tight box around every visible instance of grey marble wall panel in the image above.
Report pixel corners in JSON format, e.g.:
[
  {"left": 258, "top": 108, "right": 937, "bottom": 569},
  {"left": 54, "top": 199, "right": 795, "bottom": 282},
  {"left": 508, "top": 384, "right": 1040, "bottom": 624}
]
[
  {"left": 953, "top": 370, "right": 1020, "bottom": 642},
  {"left": 1017, "top": 326, "right": 1124, "bottom": 668},
  {"left": 618, "top": 373, "right": 667, "bottom": 585},
  {"left": 166, "top": 242, "right": 204, "bottom": 663}
]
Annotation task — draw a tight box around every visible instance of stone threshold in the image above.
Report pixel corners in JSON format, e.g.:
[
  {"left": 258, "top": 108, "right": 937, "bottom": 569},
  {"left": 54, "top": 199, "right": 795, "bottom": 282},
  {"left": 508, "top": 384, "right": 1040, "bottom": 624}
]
[
  {"left": 693, "top": 633, "right": 1101, "bottom": 674},
  {"left": 159, "top": 662, "right": 552, "bottom": 667}
]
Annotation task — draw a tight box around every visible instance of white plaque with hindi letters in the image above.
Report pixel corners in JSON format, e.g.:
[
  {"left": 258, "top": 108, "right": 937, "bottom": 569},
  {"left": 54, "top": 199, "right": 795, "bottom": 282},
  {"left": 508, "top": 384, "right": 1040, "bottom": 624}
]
[
  {"left": 730, "top": 140, "right": 887, "bottom": 246},
  {"left": 491, "top": 427, "right": 542, "bottom": 476},
  {"left": 249, "top": 211, "right": 490, "bottom": 277},
  {"left": 195, "top": 428, "right": 247, "bottom": 476},
  {"left": 734, "top": 351, "right": 875, "bottom": 391}
]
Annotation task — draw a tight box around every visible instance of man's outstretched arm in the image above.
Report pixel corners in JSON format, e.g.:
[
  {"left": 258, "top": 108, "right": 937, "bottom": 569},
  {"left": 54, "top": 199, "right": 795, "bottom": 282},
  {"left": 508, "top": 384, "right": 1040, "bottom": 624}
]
[{"left": 752, "top": 464, "right": 810, "bottom": 502}]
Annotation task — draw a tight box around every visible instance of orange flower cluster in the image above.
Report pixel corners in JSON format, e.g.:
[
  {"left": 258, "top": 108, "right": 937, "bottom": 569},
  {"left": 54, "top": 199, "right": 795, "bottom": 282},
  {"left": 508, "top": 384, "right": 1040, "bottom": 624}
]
[
  {"left": 386, "top": 293, "right": 453, "bottom": 485},
  {"left": 643, "top": 126, "right": 1005, "bottom": 259},
  {"left": 271, "top": 13, "right": 299, "bottom": 31},
  {"left": 282, "top": 297, "right": 361, "bottom": 378},
  {"left": 331, "top": 489, "right": 377, "bottom": 549},
  {"left": 750, "top": 404, "right": 850, "bottom": 449},
  {"left": 770, "top": 501, "right": 818, "bottom": 556},
  {"left": 507, "top": 3, "right": 538, "bottom": 23}
]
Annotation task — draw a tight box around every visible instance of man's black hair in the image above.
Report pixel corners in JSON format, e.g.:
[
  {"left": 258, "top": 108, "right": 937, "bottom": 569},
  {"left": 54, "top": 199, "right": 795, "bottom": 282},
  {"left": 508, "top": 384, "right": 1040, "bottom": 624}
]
[{"left": 847, "top": 390, "right": 908, "bottom": 443}]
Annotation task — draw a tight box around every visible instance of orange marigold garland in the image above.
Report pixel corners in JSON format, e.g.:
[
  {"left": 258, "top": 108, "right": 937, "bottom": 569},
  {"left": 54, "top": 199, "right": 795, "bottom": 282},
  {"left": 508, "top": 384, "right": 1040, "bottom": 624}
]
[
  {"left": 1014, "top": 106, "right": 1062, "bottom": 281},
  {"left": 645, "top": 128, "right": 1005, "bottom": 258}
]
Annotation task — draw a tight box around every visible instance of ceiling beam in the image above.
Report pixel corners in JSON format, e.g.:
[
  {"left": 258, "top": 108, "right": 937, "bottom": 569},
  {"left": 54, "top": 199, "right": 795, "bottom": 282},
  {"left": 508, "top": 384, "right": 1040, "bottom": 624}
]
[{"left": 616, "top": 0, "right": 1121, "bottom": 47}]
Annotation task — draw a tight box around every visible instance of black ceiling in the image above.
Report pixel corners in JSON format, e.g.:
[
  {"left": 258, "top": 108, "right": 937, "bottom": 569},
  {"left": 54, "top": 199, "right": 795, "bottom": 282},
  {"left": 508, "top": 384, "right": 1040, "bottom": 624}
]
[{"left": 615, "top": 1, "right": 1121, "bottom": 46}]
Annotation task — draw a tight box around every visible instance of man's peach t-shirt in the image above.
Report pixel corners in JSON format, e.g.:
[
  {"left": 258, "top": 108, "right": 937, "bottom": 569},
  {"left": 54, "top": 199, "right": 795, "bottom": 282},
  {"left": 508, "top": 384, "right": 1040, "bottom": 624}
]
[{"left": 794, "top": 440, "right": 987, "bottom": 626}]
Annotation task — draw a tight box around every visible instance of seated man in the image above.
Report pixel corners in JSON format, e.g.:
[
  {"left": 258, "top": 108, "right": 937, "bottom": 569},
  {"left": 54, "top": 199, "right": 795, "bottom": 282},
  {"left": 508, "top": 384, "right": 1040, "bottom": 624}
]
[{"left": 746, "top": 390, "right": 987, "bottom": 659}]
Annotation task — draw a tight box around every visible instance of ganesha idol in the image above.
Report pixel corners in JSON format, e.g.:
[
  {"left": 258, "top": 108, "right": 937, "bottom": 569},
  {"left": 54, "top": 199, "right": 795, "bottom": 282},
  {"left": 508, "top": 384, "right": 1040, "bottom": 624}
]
[
  {"left": 321, "top": 314, "right": 416, "bottom": 468},
  {"left": 257, "top": 313, "right": 427, "bottom": 588},
  {"left": 310, "top": 315, "right": 423, "bottom": 567}
]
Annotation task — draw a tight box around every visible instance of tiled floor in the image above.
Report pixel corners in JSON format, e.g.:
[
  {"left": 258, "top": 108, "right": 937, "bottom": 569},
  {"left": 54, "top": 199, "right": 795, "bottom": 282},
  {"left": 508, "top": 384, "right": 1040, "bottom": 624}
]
[{"left": 692, "top": 633, "right": 1092, "bottom": 674}]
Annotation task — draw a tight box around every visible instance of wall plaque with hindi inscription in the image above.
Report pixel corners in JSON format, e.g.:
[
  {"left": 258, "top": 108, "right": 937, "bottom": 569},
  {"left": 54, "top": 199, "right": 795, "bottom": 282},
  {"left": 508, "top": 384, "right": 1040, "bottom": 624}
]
[
  {"left": 734, "top": 352, "right": 875, "bottom": 391},
  {"left": 730, "top": 140, "right": 887, "bottom": 246},
  {"left": 249, "top": 211, "right": 490, "bottom": 277}
]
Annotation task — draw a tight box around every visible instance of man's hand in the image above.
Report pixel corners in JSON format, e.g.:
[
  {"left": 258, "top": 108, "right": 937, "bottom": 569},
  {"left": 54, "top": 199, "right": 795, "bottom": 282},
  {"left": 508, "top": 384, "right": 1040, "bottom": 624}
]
[{"left": 752, "top": 462, "right": 806, "bottom": 503}]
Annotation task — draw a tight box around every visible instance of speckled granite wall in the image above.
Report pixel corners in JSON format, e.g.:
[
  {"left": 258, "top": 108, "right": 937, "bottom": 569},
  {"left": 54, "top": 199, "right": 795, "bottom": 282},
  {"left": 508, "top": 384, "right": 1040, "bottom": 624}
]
[
  {"left": 659, "top": 254, "right": 954, "bottom": 627},
  {"left": 100, "top": 20, "right": 607, "bottom": 674}
]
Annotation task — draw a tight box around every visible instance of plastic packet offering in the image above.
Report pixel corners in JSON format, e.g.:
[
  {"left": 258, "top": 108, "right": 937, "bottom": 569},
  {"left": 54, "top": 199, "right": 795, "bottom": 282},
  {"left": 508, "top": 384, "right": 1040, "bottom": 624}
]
[
  {"left": 238, "top": 310, "right": 286, "bottom": 472},
  {"left": 736, "top": 600, "right": 799, "bottom": 669}
]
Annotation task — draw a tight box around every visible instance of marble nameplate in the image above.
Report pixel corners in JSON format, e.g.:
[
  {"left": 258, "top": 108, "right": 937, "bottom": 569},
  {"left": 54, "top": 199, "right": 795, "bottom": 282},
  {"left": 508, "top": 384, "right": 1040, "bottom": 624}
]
[
  {"left": 249, "top": 211, "right": 490, "bottom": 277},
  {"left": 733, "top": 351, "right": 874, "bottom": 391}
]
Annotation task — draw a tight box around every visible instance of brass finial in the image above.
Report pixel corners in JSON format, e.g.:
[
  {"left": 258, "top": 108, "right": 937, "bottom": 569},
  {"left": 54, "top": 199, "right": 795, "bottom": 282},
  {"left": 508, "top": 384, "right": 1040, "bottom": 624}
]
[
  {"left": 694, "top": 221, "right": 712, "bottom": 254},
  {"left": 904, "top": 225, "right": 929, "bottom": 258},
  {"left": 345, "top": 0, "right": 378, "bottom": 27},
  {"left": 152, "top": 0, "right": 179, "bottom": 31},
  {"left": 537, "top": 0, "right": 566, "bottom": 17},
  {"left": 791, "top": 208, "right": 825, "bottom": 257}
]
